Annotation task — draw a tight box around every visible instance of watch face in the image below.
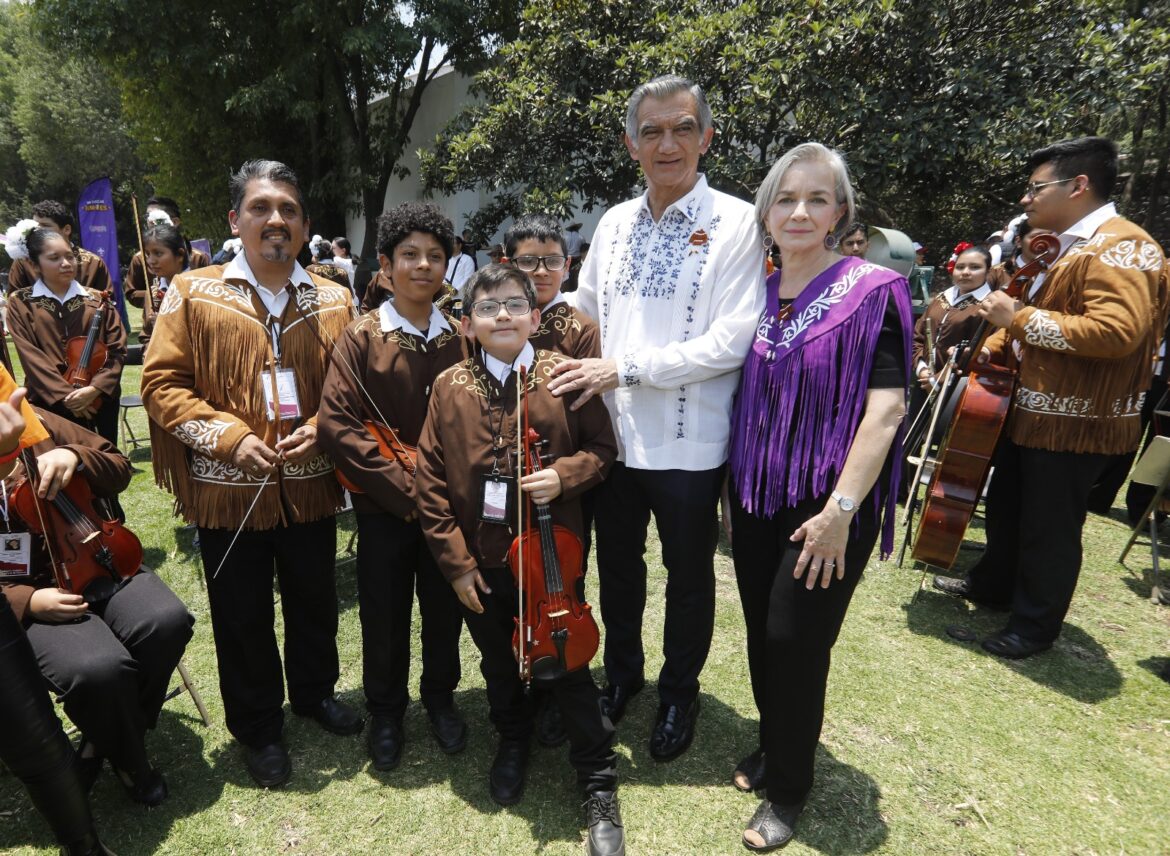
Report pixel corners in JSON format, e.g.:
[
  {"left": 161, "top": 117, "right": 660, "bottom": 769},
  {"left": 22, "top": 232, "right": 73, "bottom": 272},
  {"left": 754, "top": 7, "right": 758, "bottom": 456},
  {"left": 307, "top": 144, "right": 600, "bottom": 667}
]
[{"left": 839, "top": 497, "right": 856, "bottom": 512}]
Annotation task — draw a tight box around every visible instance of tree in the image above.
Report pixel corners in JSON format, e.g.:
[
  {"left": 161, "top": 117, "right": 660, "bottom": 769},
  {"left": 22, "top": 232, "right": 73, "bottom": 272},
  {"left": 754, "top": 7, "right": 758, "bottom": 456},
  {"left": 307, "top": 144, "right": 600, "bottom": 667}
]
[
  {"left": 422, "top": 0, "right": 1170, "bottom": 254},
  {"left": 35, "top": 0, "right": 523, "bottom": 255}
]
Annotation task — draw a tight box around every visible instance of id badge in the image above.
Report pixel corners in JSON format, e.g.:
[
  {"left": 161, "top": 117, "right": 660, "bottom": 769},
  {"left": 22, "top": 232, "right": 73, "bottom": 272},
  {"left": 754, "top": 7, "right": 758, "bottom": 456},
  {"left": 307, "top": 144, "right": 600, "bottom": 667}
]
[
  {"left": 479, "top": 474, "right": 515, "bottom": 524},
  {"left": 0, "top": 531, "right": 33, "bottom": 579},
  {"left": 262, "top": 368, "right": 302, "bottom": 422}
]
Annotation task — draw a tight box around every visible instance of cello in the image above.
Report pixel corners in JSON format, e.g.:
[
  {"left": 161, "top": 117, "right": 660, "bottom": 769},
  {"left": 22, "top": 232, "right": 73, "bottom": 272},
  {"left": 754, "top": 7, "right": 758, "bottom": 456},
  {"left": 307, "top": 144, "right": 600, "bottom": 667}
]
[
  {"left": 507, "top": 368, "right": 599, "bottom": 683},
  {"left": 911, "top": 234, "right": 1062, "bottom": 569},
  {"left": 8, "top": 446, "right": 142, "bottom": 604}
]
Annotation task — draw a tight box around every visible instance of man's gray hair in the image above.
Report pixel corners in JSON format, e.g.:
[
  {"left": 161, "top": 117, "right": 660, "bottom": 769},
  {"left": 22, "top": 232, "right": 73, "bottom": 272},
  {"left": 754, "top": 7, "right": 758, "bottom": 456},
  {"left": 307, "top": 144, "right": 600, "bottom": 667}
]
[
  {"left": 625, "top": 75, "right": 713, "bottom": 141},
  {"left": 229, "top": 159, "right": 307, "bottom": 216},
  {"left": 754, "top": 143, "right": 856, "bottom": 239}
]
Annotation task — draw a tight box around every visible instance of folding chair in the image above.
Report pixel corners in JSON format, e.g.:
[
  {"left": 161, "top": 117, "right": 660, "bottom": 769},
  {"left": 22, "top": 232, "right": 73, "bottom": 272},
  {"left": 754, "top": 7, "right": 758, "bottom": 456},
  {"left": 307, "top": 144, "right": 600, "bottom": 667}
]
[
  {"left": 119, "top": 395, "right": 149, "bottom": 450},
  {"left": 1118, "top": 435, "right": 1170, "bottom": 602}
]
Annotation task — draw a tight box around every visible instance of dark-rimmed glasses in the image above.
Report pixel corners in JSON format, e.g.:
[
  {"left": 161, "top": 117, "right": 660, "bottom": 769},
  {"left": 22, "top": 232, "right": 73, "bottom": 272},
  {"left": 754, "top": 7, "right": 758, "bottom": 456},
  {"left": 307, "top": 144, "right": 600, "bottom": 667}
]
[
  {"left": 512, "top": 255, "right": 567, "bottom": 272},
  {"left": 470, "top": 296, "right": 534, "bottom": 318}
]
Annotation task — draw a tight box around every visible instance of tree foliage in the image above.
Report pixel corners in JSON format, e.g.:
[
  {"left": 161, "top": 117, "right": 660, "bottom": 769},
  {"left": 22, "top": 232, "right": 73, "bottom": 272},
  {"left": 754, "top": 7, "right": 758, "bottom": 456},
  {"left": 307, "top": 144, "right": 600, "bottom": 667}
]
[
  {"left": 34, "top": 0, "right": 523, "bottom": 254},
  {"left": 422, "top": 0, "right": 1170, "bottom": 254}
]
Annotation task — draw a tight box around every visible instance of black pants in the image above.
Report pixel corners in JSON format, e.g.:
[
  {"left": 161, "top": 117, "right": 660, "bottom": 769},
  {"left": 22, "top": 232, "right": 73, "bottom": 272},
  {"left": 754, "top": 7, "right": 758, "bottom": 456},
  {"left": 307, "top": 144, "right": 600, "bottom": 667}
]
[
  {"left": 25, "top": 572, "right": 193, "bottom": 775},
  {"left": 968, "top": 440, "right": 1110, "bottom": 643},
  {"left": 356, "top": 511, "right": 462, "bottom": 720},
  {"left": 594, "top": 463, "right": 723, "bottom": 706},
  {"left": 198, "top": 516, "right": 340, "bottom": 747},
  {"left": 460, "top": 566, "right": 617, "bottom": 793},
  {"left": 731, "top": 490, "right": 878, "bottom": 805},
  {"left": 0, "top": 593, "right": 97, "bottom": 850}
]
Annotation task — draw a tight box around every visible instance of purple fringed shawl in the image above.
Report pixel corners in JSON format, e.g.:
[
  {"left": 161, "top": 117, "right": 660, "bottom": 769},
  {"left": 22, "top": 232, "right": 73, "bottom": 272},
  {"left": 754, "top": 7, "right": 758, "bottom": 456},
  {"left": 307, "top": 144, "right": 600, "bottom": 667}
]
[{"left": 729, "top": 257, "right": 913, "bottom": 557}]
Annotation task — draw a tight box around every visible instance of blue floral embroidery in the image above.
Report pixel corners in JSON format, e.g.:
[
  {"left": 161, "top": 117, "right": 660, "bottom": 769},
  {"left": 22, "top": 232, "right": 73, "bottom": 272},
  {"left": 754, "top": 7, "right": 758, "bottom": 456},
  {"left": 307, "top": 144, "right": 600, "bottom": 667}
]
[{"left": 622, "top": 353, "right": 642, "bottom": 386}]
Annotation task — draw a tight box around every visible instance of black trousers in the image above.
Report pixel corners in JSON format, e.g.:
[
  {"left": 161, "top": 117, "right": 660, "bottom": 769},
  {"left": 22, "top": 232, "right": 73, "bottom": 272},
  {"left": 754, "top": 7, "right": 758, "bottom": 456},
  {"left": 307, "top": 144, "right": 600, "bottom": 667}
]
[
  {"left": 356, "top": 511, "right": 462, "bottom": 720},
  {"left": 968, "top": 439, "right": 1110, "bottom": 643},
  {"left": 731, "top": 490, "right": 878, "bottom": 805},
  {"left": 25, "top": 572, "right": 193, "bottom": 775},
  {"left": 198, "top": 516, "right": 340, "bottom": 747},
  {"left": 460, "top": 566, "right": 617, "bottom": 793},
  {"left": 594, "top": 463, "right": 723, "bottom": 706},
  {"left": 0, "top": 593, "right": 96, "bottom": 850}
]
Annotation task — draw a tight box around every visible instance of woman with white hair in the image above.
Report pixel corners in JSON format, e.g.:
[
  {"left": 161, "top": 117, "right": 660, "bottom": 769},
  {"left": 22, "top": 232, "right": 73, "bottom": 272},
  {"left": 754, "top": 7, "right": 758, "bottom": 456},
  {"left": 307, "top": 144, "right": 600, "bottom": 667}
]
[{"left": 727, "top": 143, "right": 912, "bottom": 850}]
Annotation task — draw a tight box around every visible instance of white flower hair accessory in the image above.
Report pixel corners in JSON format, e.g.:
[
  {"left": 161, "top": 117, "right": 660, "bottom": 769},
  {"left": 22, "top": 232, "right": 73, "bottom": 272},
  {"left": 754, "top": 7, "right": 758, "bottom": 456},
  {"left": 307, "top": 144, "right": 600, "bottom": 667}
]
[
  {"left": 145, "top": 209, "right": 174, "bottom": 227},
  {"left": 3, "top": 219, "right": 40, "bottom": 260}
]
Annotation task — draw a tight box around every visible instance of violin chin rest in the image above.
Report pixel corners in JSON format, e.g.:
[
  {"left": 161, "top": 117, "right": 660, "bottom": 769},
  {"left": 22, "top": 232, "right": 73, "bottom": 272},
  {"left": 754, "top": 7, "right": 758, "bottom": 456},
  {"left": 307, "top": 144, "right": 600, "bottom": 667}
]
[{"left": 530, "top": 656, "right": 567, "bottom": 683}]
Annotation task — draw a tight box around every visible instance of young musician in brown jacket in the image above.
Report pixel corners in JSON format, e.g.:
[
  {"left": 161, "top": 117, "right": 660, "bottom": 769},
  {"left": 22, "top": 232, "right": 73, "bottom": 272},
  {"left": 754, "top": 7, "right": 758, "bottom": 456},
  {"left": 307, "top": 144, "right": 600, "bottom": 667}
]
[
  {"left": 141, "top": 160, "right": 362, "bottom": 788},
  {"left": 415, "top": 264, "right": 626, "bottom": 856},
  {"left": 6, "top": 228, "right": 127, "bottom": 446},
  {"left": 934, "top": 137, "right": 1170, "bottom": 658},
  {"left": 317, "top": 203, "right": 467, "bottom": 771},
  {"left": 6, "top": 201, "right": 112, "bottom": 295}
]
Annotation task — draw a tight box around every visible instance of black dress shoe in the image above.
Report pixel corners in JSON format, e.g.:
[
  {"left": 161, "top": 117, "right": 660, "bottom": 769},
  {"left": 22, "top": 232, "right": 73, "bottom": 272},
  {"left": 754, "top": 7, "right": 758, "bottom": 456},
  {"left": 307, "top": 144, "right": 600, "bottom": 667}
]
[
  {"left": 243, "top": 742, "right": 292, "bottom": 788},
  {"left": 536, "top": 695, "right": 568, "bottom": 747},
  {"left": 367, "top": 716, "right": 404, "bottom": 771},
  {"left": 599, "top": 680, "right": 644, "bottom": 725},
  {"left": 584, "top": 790, "right": 625, "bottom": 856},
  {"left": 117, "top": 766, "right": 168, "bottom": 808},
  {"left": 742, "top": 798, "right": 805, "bottom": 851},
  {"left": 489, "top": 738, "right": 530, "bottom": 806},
  {"left": 931, "top": 575, "right": 1010, "bottom": 611},
  {"left": 295, "top": 696, "right": 364, "bottom": 736},
  {"left": 427, "top": 705, "right": 467, "bottom": 754},
  {"left": 649, "top": 698, "right": 699, "bottom": 761},
  {"left": 732, "top": 747, "right": 766, "bottom": 792},
  {"left": 981, "top": 630, "right": 1052, "bottom": 659}
]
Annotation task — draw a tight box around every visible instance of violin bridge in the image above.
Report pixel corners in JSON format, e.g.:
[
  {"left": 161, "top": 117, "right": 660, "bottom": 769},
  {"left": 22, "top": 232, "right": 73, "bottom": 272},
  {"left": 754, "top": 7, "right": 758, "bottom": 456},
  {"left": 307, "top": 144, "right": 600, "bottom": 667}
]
[
  {"left": 547, "top": 609, "right": 569, "bottom": 619},
  {"left": 81, "top": 531, "right": 100, "bottom": 544}
]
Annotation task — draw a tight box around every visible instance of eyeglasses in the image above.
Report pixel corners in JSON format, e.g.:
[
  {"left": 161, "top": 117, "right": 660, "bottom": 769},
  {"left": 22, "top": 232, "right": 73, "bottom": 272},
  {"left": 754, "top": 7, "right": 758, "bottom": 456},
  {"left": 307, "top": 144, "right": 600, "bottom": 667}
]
[
  {"left": 470, "top": 296, "right": 534, "bottom": 318},
  {"left": 511, "top": 255, "right": 566, "bottom": 272},
  {"left": 1023, "top": 177, "right": 1074, "bottom": 198}
]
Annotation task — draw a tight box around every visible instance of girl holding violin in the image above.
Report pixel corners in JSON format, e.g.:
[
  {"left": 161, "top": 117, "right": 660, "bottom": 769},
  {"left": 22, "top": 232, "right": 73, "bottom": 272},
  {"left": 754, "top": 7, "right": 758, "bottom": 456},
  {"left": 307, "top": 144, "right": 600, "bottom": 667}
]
[
  {"left": 726, "top": 144, "right": 911, "bottom": 851},
  {"left": 136, "top": 223, "right": 191, "bottom": 346},
  {"left": 6, "top": 228, "right": 127, "bottom": 446},
  {"left": 912, "top": 244, "right": 994, "bottom": 392},
  {"left": 415, "top": 265, "right": 625, "bottom": 856},
  {"left": 0, "top": 361, "right": 193, "bottom": 808},
  {"left": 317, "top": 203, "right": 467, "bottom": 772}
]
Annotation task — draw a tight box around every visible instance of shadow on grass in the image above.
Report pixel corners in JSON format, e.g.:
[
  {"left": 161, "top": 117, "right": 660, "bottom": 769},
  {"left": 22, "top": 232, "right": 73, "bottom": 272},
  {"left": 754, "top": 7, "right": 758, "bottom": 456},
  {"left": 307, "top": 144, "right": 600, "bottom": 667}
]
[
  {"left": 0, "top": 710, "right": 222, "bottom": 856},
  {"left": 1137, "top": 656, "right": 1170, "bottom": 683},
  {"left": 128, "top": 446, "right": 153, "bottom": 465},
  {"left": 903, "top": 590, "right": 1122, "bottom": 703},
  {"left": 798, "top": 746, "right": 888, "bottom": 854}
]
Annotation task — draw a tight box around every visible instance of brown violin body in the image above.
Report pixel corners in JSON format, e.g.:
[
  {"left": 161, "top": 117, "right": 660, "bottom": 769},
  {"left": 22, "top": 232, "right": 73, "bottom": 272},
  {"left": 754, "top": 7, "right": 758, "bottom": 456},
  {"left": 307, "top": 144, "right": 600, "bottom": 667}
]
[
  {"left": 10, "top": 455, "right": 142, "bottom": 602},
  {"left": 335, "top": 420, "right": 417, "bottom": 494},
  {"left": 63, "top": 289, "right": 111, "bottom": 410},
  {"left": 508, "top": 427, "right": 599, "bottom": 682},
  {"left": 912, "top": 234, "right": 1062, "bottom": 569}
]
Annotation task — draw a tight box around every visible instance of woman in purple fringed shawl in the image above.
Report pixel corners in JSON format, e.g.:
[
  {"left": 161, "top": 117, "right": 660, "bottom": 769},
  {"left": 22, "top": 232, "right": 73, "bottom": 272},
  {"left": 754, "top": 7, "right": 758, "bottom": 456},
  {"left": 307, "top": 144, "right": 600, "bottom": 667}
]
[{"left": 729, "top": 143, "right": 912, "bottom": 852}]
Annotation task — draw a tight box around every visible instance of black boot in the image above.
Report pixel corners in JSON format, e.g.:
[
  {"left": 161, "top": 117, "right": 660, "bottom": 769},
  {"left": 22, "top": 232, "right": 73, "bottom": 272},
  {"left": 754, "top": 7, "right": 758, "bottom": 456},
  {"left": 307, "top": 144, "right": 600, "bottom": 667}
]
[
  {"left": 584, "top": 790, "right": 625, "bottom": 856},
  {"left": 489, "top": 738, "right": 529, "bottom": 806}
]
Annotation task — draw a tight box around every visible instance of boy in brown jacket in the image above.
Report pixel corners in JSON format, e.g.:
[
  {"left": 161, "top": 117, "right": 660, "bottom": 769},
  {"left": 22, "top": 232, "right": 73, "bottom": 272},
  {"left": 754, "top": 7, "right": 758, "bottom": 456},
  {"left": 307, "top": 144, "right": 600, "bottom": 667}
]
[{"left": 416, "top": 264, "right": 626, "bottom": 856}]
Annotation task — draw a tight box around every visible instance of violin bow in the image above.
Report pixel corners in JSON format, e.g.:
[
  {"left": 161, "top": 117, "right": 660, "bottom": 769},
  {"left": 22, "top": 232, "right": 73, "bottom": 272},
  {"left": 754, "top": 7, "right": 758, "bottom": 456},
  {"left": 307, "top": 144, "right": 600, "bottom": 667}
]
[
  {"left": 515, "top": 364, "right": 526, "bottom": 679},
  {"left": 130, "top": 194, "right": 158, "bottom": 312}
]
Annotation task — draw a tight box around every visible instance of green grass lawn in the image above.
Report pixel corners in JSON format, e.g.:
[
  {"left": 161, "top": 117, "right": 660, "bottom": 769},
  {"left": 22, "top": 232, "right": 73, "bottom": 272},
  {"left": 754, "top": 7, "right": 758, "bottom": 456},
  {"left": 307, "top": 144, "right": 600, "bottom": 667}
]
[{"left": 1, "top": 327, "right": 1168, "bottom": 854}]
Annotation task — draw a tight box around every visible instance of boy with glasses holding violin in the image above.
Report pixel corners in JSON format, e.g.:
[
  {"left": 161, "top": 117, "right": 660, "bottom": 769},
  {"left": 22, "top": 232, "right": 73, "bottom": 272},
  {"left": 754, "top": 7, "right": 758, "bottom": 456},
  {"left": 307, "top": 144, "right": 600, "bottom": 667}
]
[
  {"left": 415, "top": 264, "right": 626, "bottom": 856},
  {"left": 317, "top": 202, "right": 467, "bottom": 772}
]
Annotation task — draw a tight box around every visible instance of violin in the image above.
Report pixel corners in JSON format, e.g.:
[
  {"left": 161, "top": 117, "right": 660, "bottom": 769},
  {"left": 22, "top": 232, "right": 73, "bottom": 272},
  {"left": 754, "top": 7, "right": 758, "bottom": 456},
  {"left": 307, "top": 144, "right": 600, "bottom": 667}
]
[
  {"left": 8, "top": 447, "right": 142, "bottom": 604},
  {"left": 506, "top": 408, "right": 599, "bottom": 683},
  {"left": 334, "top": 420, "right": 417, "bottom": 494},
  {"left": 63, "top": 288, "right": 111, "bottom": 407},
  {"left": 911, "top": 233, "right": 1062, "bottom": 569}
]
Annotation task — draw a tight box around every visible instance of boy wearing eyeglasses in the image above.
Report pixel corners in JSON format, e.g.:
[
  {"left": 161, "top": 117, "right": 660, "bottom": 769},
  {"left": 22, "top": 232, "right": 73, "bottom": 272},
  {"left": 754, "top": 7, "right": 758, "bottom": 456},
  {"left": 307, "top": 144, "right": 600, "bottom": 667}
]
[
  {"left": 504, "top": 214, "right": 600, "bottom": 360},
  {"left": 317, "top": 202, "right": 468, "bottom": 773},
  {"left": 415, "top": 264, "right": 626, "bottom": 856}
]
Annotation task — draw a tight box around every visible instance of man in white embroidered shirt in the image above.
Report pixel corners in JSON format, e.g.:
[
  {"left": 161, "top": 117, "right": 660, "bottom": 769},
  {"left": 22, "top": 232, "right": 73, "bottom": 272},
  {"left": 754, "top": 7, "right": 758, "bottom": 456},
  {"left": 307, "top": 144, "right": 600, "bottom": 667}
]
[{"left": 549, "top": 75, "right": 765, "bottom": 760}]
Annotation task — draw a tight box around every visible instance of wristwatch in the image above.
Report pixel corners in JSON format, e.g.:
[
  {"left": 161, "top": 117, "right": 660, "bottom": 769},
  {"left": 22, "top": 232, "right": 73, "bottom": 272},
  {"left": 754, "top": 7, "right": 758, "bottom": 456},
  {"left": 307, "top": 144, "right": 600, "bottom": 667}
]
[{"left": 830, "top": 491, "right": 857, "bottom": 513}]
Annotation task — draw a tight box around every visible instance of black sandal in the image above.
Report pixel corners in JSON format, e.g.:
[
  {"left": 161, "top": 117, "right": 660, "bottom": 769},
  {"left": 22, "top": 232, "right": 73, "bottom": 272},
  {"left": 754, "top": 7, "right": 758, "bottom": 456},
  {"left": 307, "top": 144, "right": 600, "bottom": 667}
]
[
  {"left": 742, "top": 799, "right": 805, "bottom": 852},
  {"left": 732, "top": 748, "right": 765, "bottom": 792}
]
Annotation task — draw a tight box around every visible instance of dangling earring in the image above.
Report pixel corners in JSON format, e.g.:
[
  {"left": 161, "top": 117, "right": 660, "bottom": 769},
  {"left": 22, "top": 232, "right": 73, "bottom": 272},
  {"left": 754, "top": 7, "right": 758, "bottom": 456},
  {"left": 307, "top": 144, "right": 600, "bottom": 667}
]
[
  {"left": 824, "top": 233, "right": 839, "bottom": 251},
  {"left": 763, "top": 235, "right": 776, "bottom": 275}
]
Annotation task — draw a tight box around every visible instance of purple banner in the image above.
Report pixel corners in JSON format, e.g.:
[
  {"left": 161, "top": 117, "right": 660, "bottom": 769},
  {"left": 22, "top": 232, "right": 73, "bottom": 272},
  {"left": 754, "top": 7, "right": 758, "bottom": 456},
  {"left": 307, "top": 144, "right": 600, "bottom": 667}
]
[
  {"left": 189, "top": 238, "right": 212, "bottom": 262},
  {"left": 77, "top": 177, "right": 127, "bottom": 323}
]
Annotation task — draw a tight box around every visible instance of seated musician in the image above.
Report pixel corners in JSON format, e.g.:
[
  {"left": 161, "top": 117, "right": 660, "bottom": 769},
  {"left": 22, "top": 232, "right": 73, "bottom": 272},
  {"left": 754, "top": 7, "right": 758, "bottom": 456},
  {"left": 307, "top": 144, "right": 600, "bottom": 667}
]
[
  {"left": 0, "top": 383, "right": 113, "bottom": 854},
  {"left": 0, "top": 364, "right": 193, "bottom": 807},
  {"left": 317, "top": 203, "right": 467, "bottom": 772},
  {"left": 5, "top": 227, "right": 127, "bottom": 446},
  {"left": 415, "top": 265, "right": 625, "bottom": 856}
]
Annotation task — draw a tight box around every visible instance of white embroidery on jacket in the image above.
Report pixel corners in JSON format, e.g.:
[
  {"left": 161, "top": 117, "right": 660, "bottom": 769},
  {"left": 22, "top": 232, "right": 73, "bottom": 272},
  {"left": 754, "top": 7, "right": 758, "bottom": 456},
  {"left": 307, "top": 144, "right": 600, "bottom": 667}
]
[
  {"left": 1022, "top": 309, "right": 1074, "bottom": 351},
  {"left": 1099, "top": 240, "right": 1163, "bottom": 272},
  {"left": 174, "top": 418, "right": 233, "bottom": 454}
]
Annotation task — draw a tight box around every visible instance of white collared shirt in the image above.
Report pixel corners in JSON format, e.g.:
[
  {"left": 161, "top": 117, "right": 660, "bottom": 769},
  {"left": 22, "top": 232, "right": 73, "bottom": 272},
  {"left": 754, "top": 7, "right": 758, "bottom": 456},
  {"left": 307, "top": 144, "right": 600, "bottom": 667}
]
[
  {"left": 942, "top": 282, "right": 991, "bottom": 307},
  {"left": 446, "top": 253, "right": 474, "bottom": 292},
  {"left": 568, "top": 174, "right": 766, "bottom": 470},
  {"left": 482, "top": 342, "right": 535, "bottom": 386},
  {"left": 223, "top": 251, "right": 315, "bottom": 318},
  {"left": 541, "top": 292, "right": 566, "bottom": 314},
  {"left": 1028, "top": 202, "right": 1117, "bottom": 299},
  {"left": 379, "top": 297, "right": 452, "bottom": 341},
  {"left": 32, "top": 279, "right": 87, "bottom": 304}
]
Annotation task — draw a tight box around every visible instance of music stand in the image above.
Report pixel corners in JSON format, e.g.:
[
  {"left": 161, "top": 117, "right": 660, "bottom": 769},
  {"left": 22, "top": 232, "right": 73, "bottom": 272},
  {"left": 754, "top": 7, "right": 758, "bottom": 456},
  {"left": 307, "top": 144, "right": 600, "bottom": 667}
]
[{"left": 1118, "top": 435, "right": 1170, "bottom": 600}]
